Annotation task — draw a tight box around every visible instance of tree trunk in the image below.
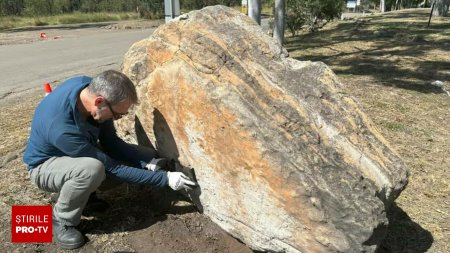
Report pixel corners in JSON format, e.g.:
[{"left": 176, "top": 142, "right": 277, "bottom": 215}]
[
  {"left": 380, "top": 0, "right": 385, "bottom": 12},
  {"left": 248, "top": 0, "right": 261, "bottom": 25},
  {"left": 273, "top": 0, "right": 285, "bottom": 45},
  {"left": 393, "top": 0, "right": 400, "bottom": 10},
  {"left": 432, "top": 0, "right": 450, "bottom": 16}
]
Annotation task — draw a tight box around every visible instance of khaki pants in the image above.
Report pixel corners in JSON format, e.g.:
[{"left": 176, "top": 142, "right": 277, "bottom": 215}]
[{"left": 30, "top": 157, "right": 106, "bottom": 226}]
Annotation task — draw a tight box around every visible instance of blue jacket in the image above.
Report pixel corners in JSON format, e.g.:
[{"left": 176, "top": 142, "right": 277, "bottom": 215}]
[{"left": 23, "top": 76, "right": 168, "bottom": 187}]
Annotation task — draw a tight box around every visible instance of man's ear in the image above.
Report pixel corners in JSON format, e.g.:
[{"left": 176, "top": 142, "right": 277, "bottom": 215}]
[{"left": 94, "top": 96, "right": 105, "bottom": 107}]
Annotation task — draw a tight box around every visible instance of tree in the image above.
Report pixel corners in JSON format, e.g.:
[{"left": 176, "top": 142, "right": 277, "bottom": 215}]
[
  {"left": 285, "top": 0, "right": 306, "bottom": 36},
  {"left": 388, "top": 0, "right": 431, "bottom": 10},
  {"left": 273, "top": 0, "right": 285, "bottom": 44},
  {"left": 24, "top": 0, "right": 57, "bottom": 16},
  {"left": 0, "top": 0, "right": 25, "bottom": 16},
  {"left": 248, "top": 0, "right": 262, "bottom": 24},
  {"left": 285, "top": 0, "right": 344, "bottom": 36},
  {"left": 432, "top": 0, "right": 450, "bottom": 16}
]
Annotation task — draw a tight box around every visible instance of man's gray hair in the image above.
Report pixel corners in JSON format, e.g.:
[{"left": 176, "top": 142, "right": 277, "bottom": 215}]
[{"left": 88, "top": 70, "right": 138, "bottom": 105}]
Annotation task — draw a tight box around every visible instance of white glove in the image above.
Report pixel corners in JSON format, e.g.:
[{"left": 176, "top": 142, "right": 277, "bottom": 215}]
[
  {"left": 145, "top": 158, "right": 168, "bottom": 171},
  {"left": 167, "top": 171, "right": 197, "bottom": 191}
]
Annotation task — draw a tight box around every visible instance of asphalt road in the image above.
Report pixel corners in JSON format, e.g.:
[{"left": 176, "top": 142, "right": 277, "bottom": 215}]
[{"left": 0, "top": 27, "right": 156, "bottom": 98}]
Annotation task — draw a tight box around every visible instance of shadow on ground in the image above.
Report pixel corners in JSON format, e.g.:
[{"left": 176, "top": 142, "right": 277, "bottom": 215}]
[
  {"left": 79, "top": 184, "right": 196, "bottom": 235},
  {"left": 377, "top": 203, "right": 433, "bottom": 252},
  {"left": 79, "top": 110, "right": 198, "bottom": 235},
  {"left": 285, "top": 9, "right": 450, "bottom": 94}
]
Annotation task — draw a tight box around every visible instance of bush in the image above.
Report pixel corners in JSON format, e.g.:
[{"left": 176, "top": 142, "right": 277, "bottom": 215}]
[
  {"left": 57, "top": 12, "right": 134, "bottom": 24},
  {"left": 34, "top": 18, "right": 48, "bottom": 26},
  {"left": 137, "top": 1, "right": 164, "bottom": 19},
  {"left": 286, "top": 0, "right": 344, "bottom": 35},
  {"left": 286, "top": 0, "right": 307, "bottom": 36},
  {"left": 181, "top": 0, "right": 240, "bottom": 11}
]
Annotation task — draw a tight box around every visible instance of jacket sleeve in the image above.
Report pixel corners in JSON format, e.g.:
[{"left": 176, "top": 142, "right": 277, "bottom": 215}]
[
  {"left": 49, "top": 128, "right": 167, "bottom": 187},
  {"left": 98, "top": 120, "right": 155, "bottom": 168}
]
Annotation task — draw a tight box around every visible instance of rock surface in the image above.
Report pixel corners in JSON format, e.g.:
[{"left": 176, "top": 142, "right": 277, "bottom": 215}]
[{"left": 117, "top": 5, "right": 409, "bottom": 253}]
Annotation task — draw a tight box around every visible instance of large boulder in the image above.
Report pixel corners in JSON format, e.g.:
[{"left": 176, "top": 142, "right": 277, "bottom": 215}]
[{"left": 117, "top": 5, "right": 409, "bottom": 253}]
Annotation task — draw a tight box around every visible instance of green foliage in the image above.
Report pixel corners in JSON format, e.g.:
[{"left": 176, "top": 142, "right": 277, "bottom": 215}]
[
  {"left": 318, "top": 0, "right": 345, "bottom": 19},
  {"left": 0, "top": 0, "right": 436, "bottom": 19},
  {"left": 0, "top": 11, "right": 137, "bottom": 29},
  {"left": 284, "top": 0, "right": 431, "bottom": 28},
  {"left": 386, "top": 0, "right": 428, "bottom": 10},
  {"left": 286, "top": 0, "right": 307, "bottom": 36},
  {"left": 34, "top": 18, "right": 48, "bottom": 25},
  {"left": 181, "top": 0, "right": 240, "bottom": 10},
  {"left": 135, "top": 1, "right": 164, "bottom": 19},
  {"left": 0, "top": 0, "right": 164, "bottom": 18},
  {"left": 0, "top": 0, "right": 25, "bottom": 16},
  {"left": 286, "top": 0, "right": 345, "bottom": 36},
  {"left": 24, "top": 0, "right": 56, "bottom": 16},
  {"left": 381, "top": 121, "right": 405, "bottom": 131},
  {"left": 57, "top": 11, "right": 130, "bottom": 23}
]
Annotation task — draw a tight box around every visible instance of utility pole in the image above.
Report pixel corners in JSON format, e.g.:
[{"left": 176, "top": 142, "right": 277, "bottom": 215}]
[
  {"left": 380, "top": 0, "right": 386, "bottom": 12},
  {"left": 273, "top": 0, "right": 285, "bottom": 45},
  {"left": 164, "top": 0, "right": 180, "bottom": 23},
  {"left": 248, "top": 0, "right": 262, "bottom": 25}
]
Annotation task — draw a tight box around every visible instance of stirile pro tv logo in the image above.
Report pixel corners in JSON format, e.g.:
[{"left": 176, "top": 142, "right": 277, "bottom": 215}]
[{"left": 11, "top": 206, "right": 52, "bottom": 243}]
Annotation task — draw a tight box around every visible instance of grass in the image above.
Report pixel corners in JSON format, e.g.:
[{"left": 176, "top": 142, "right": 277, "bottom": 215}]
[
  {"left": 0, "top": 12, "right": 138, "bottom": 30},
  {"left": 380, "top": 121, "right": 405, "bottom": 131}
]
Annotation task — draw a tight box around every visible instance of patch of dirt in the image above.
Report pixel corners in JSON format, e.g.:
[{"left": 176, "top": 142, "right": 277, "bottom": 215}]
[{"left": 129, "top": 213, "right": 253, "bottom": 253}]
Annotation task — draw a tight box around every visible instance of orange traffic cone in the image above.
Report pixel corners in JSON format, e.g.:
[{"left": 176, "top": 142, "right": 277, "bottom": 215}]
[{"left": 44, "top": 83, "right": 52, "bottom": 96}]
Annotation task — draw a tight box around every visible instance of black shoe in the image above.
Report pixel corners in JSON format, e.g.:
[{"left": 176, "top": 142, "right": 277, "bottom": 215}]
[
  {"left": 53, "top": 218, "right": 85, "bottom": 249},
  {"left": 83, "top": 192, "right": 110, "bottom": 215}
]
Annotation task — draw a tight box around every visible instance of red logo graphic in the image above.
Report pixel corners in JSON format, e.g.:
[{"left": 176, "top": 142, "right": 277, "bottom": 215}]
[{"left": 11, "top": 206, "right": 52, "bottom": 243}]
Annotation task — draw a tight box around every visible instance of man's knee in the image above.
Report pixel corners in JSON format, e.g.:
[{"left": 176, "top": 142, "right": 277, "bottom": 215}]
[{"left": 77, "top": 158, "right": 106, "bottom": 184}]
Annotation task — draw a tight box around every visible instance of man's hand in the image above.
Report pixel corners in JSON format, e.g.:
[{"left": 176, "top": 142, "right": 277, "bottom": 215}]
[
  {"left": 145, "top": 158, "right": 168, "bottom": 171},
  {"left": 167, "top": 171, "right": 197, "bottom": 191}
]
